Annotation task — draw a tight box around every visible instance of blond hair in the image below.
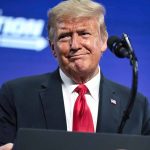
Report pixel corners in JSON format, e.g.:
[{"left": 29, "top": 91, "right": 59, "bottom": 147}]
[{"left": 47, "top": 0, "right": 108, "bottom": 41}]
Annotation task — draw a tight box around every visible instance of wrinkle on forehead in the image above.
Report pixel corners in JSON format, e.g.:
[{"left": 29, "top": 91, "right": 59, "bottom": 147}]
[{"left": 55, "top": 17, "right": 100, "bottom": 35}]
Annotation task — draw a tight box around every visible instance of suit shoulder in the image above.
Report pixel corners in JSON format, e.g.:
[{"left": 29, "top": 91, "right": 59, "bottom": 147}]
[
  {"left": 103, "top": 77, "right": 130, "bottom": 92},
  {"left": 103, "top": 77, "right": 147, "bottom": 102},
  {"left": 1, "top": 72, "right": 52, "bottom": 89}
]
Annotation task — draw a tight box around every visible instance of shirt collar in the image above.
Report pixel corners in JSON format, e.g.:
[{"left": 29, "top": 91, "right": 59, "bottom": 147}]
[
  {"left": 59, "top": 67, "right": 101, "bottom": 100},
  {"left": 59, "top": 69, "right": 77, "bottom": 94},
  {"left": 85, "top": 68, "right": 100, "bottom": 100}
]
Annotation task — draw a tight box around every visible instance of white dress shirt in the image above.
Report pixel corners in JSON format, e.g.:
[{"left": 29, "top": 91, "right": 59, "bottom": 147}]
[{"left": 59, "top": 67, "right": 101, "bottom": 132}]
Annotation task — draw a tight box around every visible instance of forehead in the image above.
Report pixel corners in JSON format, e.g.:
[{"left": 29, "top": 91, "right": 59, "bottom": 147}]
[{"left": 55, "top": 17, "right": 99, "bottom": 32}]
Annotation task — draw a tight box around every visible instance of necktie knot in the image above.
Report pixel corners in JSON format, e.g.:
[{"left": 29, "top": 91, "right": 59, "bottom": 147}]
[{"left": 74, "top": 84, "right": 88, "bottom": 95}]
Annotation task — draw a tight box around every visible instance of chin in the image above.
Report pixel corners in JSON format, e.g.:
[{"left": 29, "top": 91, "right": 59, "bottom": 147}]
[
  {"left": 67, "top": 61, "right": 94, "bottom": 74},
  {"left": 74, "top": 60, "right": 88, "bottom": 70},
  {"left": 75, "top": 66, "right": 91, "bottom": 74}
]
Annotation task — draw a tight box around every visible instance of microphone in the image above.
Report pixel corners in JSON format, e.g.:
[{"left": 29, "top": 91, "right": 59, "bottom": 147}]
[
  {"left": 107, "top": 33, "right": 138, "bottom": 134},
  {"left": 107, "top": 34, "right": 131, "bottom": 58}
]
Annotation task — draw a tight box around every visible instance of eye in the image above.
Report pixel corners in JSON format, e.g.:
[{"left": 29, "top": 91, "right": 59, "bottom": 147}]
[
  {"left": 80, "top": 31, "right": 90, "bottom": 38},
  {"left": 58, "top": 33, "right": 71, "bottom": 41}
]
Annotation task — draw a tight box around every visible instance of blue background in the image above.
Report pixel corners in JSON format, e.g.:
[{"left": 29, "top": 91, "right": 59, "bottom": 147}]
[{"left": 0, "top": 0, "right": 150, "bottom": 100}]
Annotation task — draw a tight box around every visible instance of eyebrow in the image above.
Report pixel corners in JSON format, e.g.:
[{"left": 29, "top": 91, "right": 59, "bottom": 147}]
[
  {"left": 58, "top": 32, "right": 72, "bottom": 37},
  {"left": 58, "top": 28, "right": 90, "bottom": 34}
]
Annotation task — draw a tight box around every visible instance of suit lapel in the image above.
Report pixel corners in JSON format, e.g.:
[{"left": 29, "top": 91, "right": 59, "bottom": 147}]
[
  {"left": 96, "top": 75, "right": 121, "bottom": 133},
  {"left": 39, "top": 69, "right": 67, "bottom": 130}
]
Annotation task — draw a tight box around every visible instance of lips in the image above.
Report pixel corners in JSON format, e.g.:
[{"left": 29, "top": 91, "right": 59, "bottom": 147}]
[
  {"left": 68, "top": 51, "right": 90, "bottom": 59},
  {"left": 68, "top": 53, "right": 86, "bottom": 58}
]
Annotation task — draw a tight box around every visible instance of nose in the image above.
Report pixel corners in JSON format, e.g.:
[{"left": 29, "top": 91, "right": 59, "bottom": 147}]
[{"left": 70, "top": 33, "right": 81, "bottom": 51}]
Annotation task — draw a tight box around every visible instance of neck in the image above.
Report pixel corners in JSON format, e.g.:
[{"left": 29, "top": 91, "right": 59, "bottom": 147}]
[{"left": 65, "top": 67, "right": 99, "bottom": 84}]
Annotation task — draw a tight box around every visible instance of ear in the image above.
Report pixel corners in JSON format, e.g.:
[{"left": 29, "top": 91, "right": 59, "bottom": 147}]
[
  {"left": 49, "top": 41, "right": 57, "bottom": 58},
  {"left": 101, "top": 36, "right": 108, "bottom": 53}
]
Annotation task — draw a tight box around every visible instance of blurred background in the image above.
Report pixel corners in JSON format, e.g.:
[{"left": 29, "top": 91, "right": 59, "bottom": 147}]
[{"left": 0, "top": 0, "right": 150, "bottom": 100}]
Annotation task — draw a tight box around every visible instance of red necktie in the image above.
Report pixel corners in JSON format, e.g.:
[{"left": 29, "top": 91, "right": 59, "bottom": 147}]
[{"left": 73, "top": 84, "right": 94, "bottom": 132}]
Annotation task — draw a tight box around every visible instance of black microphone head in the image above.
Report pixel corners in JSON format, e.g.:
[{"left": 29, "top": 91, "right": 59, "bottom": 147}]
[
  {"left": 107, "top": 35, "right": 129, "bottom": 58},
  {"left": 107, "top": 36, "right": 120, "bottom": 50}
]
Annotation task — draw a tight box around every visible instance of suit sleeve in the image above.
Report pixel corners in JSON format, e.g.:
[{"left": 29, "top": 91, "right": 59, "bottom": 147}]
[{"left": 0, "top": 83, "right": 17, "bottom": 146}]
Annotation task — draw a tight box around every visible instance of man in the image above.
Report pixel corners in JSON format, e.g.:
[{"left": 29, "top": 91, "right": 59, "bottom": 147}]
[{"left": 0, "top": 0, "right": 150, "bottom": 149}]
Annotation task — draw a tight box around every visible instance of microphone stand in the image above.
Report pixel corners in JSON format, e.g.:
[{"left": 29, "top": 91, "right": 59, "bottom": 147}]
[{"left": 117, "top": 33, "right": 138, "bottom": 133}]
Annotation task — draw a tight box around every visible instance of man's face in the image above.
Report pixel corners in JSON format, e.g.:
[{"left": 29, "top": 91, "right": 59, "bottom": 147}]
[{"left": 51, "top": 17, "right": 107, "bottom": 81}]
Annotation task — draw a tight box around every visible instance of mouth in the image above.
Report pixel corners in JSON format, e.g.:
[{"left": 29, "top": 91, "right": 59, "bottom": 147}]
[{"left": 68, "top": 53, "right": 89, "bottom": 59}]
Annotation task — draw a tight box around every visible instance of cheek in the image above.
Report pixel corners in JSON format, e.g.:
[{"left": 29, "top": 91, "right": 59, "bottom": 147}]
[
  {"left": 55, "top": 42, "right": 69, "bottom": 56},
  {"left": 93, "top": 37, "right": 103, "bottom": 50},
  {"left": 83, "top": 38, "right": 101, "bottom": 53}
]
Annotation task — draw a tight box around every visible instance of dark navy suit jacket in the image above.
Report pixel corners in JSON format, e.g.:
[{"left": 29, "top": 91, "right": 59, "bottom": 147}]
[{"left": 0, "top": 69, "right": 150, "bottom": 145}]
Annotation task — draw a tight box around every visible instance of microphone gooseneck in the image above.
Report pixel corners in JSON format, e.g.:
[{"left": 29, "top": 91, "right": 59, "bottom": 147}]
[{"left": 107, "top": 33, "right": 138, "bottom": 134}]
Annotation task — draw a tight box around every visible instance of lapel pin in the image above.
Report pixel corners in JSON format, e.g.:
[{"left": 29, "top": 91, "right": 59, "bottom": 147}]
[{"left": 111, "top": 99, "right": 117, "bottom": 105}]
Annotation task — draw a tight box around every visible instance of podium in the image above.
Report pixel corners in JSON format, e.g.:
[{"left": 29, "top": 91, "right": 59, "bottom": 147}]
[{"left": 14, "top": 128, "right": 150, "bottom": 150}]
